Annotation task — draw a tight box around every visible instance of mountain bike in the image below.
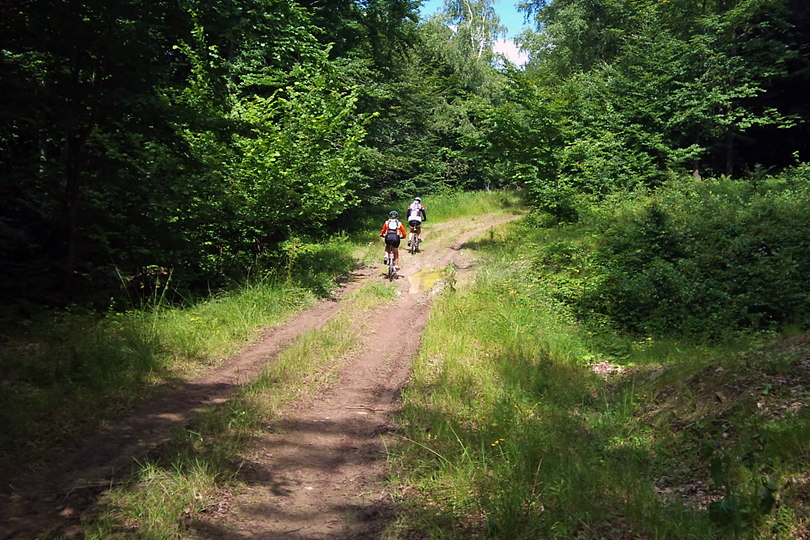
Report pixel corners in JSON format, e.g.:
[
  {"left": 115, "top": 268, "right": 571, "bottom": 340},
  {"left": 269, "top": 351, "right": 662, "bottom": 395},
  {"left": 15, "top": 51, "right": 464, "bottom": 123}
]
[
  {"left": 408, "top": 220, "right": 421, "bottom": 254},
  {"left": 384, "top": 245, "right": 397, "bottom": 281},
  {"left": 408, "top": 229, "right": 419, "bottom": 254}
]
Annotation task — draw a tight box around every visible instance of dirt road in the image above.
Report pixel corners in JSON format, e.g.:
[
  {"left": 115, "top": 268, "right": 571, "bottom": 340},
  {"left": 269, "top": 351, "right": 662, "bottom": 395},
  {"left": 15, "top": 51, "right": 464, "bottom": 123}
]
[{"left": 0, "top": 213, "right": 519, "bottom": 539}]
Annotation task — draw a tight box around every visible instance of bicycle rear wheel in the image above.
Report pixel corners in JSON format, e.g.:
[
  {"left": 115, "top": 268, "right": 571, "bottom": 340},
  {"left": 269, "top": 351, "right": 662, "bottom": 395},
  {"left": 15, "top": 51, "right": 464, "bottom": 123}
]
[{"left": 386, "top": 246, "right": 394, "bottom": 281}]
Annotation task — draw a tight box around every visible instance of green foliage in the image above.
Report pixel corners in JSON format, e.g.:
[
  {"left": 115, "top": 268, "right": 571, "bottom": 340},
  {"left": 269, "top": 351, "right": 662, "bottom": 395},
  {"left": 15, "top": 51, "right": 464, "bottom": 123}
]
[
  {"left": 465, "top": 72, "right": 562, "bottom": 191},
  {"left": 518, "top": 0, "right": 810, "bottom": 209},
  {"left": 577, "top": 166, "right": 810, "bottom": 337},
  {"left": 439, "top": 0, "right": 506, "bottom": 63}
]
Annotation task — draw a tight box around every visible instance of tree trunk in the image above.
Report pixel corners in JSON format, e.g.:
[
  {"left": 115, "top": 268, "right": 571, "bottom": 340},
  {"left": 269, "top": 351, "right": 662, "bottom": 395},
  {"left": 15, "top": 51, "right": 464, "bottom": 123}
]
[
  {"left": 61, "top": 11, "right": 108, "bottom": 292},
  {"left": 725, "top": 128, "right": 734, "bottom": 176},
  {"left": 63, "top": 135, "right": 85, "bottom": 291}
]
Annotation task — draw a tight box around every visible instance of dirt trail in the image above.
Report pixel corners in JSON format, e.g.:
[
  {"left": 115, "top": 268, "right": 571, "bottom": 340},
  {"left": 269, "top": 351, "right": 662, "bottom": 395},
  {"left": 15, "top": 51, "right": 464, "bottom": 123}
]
[{"left": 0, "top": 212, "right": 521, "bottom": 540}]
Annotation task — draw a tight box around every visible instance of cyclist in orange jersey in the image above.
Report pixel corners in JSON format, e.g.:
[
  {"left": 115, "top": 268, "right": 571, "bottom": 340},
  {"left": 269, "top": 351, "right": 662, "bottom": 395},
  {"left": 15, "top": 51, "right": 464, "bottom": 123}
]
[{"left": 380, "top": 210, "right": 407, "bottom": 271}]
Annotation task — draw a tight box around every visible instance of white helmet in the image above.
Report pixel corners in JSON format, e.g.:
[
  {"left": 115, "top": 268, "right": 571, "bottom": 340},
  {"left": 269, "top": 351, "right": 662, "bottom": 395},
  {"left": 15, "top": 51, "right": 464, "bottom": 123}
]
[{"left": 414, "top": 197, "right": 421, "bottom": 202}]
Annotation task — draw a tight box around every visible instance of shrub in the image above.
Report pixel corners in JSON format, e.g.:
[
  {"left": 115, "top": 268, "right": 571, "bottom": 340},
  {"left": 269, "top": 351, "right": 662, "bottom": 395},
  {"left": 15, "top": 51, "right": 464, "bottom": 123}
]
[{"left": 578, "top": 165, "right": 810, "bottom": 337}]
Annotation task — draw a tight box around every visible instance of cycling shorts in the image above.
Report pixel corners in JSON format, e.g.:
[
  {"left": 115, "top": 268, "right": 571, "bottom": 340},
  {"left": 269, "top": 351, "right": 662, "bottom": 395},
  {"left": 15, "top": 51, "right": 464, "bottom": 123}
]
[
  {"left": 385, "top": 233, "right": 401, "bottom": 247},
  {"left": 408, "top": 219, "right": 422, "bottom": 229}
]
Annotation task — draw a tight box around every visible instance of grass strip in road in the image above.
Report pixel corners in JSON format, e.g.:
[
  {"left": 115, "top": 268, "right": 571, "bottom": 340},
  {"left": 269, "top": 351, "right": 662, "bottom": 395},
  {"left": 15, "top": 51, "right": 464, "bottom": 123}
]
[{"left": 83, "top": 280, "right": 397, "bottom": 538}]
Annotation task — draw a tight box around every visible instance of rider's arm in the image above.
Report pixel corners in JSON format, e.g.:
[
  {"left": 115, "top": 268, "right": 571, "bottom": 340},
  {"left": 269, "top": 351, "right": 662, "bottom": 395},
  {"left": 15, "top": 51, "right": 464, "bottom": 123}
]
[
  {"left": 380, "top": 223, "right": 388, "bottom": 236},
  {"left": 398, "top": 223, "right": 407, "bottom": 237},
  {"left": 421, "top": 207, "right": 427, "bottom": 220}
]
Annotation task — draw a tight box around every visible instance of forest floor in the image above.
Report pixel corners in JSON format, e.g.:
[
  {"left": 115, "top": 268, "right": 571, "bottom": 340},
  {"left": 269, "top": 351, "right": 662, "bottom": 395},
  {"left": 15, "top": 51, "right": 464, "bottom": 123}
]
[{"left": 0, "top": 212, "right": 521, "bottom": 539}]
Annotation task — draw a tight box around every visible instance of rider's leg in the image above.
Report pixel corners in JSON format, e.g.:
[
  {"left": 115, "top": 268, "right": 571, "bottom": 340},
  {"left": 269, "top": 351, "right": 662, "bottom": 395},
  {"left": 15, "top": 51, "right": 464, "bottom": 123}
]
[{"left": 393, "top": 247, "right": 399, "bottom": 268}]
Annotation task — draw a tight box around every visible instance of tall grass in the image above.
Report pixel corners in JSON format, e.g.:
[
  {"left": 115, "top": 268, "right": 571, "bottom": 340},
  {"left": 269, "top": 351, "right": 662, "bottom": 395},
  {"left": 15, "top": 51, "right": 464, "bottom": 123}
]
[
  {"left": 0, "top": 232, "right": 363, "bottom": 476},
  {"left": 392, "top": 221, "right": 689, "bottom": 537},
  {"left": 390, "top": 216, "right": 808, "bottom": 538},
  {"left": 0, "top": 278, "right": 318, "bottom": 475},
  {"left": 84, "top": 280, "right": 395, "bottom": 537},
  {"left": 427, "top": 190, "right": 524, "bottom": 221}
]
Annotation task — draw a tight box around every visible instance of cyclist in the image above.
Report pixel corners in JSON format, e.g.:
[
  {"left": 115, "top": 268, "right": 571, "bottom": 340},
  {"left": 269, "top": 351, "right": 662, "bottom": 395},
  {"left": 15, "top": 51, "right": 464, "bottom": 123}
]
[
  {"left": 405, "top": 197, "right": 427, "bottom": 246},
  {"left": 380, "top": 210, "right": 406, "bottom": 271}
]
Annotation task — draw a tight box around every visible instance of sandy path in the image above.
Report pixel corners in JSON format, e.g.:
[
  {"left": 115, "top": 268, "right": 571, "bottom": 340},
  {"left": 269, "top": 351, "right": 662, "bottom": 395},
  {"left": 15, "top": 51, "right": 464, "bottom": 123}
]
[{"left": 0, "top": 212, "right": 520, "bottom": 540}]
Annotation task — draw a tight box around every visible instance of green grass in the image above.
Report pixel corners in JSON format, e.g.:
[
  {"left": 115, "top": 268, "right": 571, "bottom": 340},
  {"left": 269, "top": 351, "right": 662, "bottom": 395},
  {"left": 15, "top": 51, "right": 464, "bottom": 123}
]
[
  {"left": 0, "top": 278, "right": 319, "bottom": 475},
  {"left": 388, "top": 215, "right": 809, "bottom": 539},
  {"left": 84, "top": 279, "right": 395, "bottom": 538},
  {"left": 426, "top": 190, "right": 524, "bottom": 221},
  {"left": 0, "top": 189, "right": 510, "bottom": 535}
]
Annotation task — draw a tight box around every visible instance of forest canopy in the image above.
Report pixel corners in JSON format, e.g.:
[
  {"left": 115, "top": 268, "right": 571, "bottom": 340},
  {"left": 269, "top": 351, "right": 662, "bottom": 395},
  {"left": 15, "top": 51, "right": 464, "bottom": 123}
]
[{"left": 2, "top": 0, "right": 809, "bottom": 312}]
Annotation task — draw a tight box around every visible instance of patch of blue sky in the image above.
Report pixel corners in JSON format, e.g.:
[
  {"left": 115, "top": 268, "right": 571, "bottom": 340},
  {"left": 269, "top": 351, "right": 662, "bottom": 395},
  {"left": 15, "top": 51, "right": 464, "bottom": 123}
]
[
  {"left": 417, "top": 0, "right": 530, "bottom": 39},
  {"left": 417, "top": 0, "right": 530, "bottom": 66}
]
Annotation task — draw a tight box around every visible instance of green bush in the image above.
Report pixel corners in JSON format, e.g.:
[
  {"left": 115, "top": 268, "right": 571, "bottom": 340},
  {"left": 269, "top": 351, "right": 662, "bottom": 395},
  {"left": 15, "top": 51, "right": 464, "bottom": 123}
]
[{"left": 578, "top": 165, "right": 810, "bottom": 337}]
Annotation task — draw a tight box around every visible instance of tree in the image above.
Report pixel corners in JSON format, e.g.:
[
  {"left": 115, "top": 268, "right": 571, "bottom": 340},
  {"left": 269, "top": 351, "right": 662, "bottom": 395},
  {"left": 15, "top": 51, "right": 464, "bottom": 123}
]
[
  {"left": 0, "top": 0, "right": 185, "bottom": 297},
  {"left": 0, "top": 0, "right": 370, "bottom": 301},
  {"left": 441, "top": 0, "right": 506, "bottom": 61},
  {"left": 517, "top": 0, "right": 809, "bottom": 192}
]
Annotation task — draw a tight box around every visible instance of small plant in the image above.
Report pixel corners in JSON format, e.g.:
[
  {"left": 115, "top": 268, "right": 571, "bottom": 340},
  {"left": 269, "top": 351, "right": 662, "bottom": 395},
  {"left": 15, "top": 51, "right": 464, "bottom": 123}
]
[{"left": 701, "top": 441, "right": 779, "bottom": 534}]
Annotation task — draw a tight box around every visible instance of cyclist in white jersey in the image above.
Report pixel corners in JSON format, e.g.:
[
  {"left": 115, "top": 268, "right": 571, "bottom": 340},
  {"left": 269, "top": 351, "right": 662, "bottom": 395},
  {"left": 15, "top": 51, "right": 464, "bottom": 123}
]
[{"left": 406, "top": 197, "right": 427, "bottom": 246}]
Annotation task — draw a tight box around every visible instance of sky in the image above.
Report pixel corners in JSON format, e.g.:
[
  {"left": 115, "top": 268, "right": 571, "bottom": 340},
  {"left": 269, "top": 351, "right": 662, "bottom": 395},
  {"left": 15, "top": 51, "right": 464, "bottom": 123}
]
[{"left": 417, "top": 0, "right": 531, "bottom": 66}]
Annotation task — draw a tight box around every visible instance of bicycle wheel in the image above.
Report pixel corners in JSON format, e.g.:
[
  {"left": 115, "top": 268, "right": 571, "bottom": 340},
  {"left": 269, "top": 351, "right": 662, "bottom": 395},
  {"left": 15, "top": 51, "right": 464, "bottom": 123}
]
[{"left": 410, "top": 232, "right": 418, "bottom": 254}]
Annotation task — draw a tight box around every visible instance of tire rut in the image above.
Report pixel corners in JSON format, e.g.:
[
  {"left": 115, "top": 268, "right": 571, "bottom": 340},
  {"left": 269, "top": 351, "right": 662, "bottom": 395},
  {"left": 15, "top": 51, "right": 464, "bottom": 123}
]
[{"left": 0, "top": 212, "right": 522, "bottom": 540}]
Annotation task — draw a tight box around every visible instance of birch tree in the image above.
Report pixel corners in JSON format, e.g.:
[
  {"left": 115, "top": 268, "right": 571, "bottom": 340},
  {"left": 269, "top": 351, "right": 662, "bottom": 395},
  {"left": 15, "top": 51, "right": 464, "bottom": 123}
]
[{"left": 442, "top": 0, "right": 506, "bottom": 60}]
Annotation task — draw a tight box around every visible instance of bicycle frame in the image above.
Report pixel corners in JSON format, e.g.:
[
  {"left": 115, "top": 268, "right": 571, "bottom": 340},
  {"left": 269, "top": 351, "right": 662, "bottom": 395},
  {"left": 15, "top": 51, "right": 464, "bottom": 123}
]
[
  {"left": 385, "top": 244, "right": 396, "bottom": 281},
  {"left": 408, "top": 228, "right": 419, "bottom": 254}
]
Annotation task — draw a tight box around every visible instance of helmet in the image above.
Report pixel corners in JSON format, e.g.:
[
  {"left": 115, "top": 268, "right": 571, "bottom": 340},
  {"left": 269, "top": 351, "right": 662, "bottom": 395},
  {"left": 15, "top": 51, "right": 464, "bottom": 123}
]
[
  {"left": 414, "top": 197, "right": 421, "bottom": 202},
  {"left": 389, "top": 210, "right": 398, "bottom": 218}
]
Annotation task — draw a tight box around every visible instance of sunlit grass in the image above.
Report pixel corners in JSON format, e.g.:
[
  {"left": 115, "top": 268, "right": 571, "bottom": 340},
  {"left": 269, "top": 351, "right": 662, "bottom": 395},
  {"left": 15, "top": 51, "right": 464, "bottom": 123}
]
[
  {"left": 86, "top": 460, "right": 219, "bottom": 539},
  {"left": 0, "top": 282, "right": 320, "bottom": 474},
  {"left": 427, "top": 190, "right": 524, "bottom": 221},
  {"left": 389, "top": 217, "right": 719, "bottom": 538},
  {"left": 84, "top": 279, "right": 395, "bottom": 537},
  {"left": 390, "top": 214, "right": 810, "bottom": 538}
]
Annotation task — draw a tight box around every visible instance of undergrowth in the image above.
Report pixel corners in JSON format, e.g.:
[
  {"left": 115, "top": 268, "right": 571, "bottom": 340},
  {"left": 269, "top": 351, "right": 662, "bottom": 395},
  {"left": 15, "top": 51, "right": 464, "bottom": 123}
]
[{"left": 390, "top": 215, "right": 809, "bottom": 539}]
